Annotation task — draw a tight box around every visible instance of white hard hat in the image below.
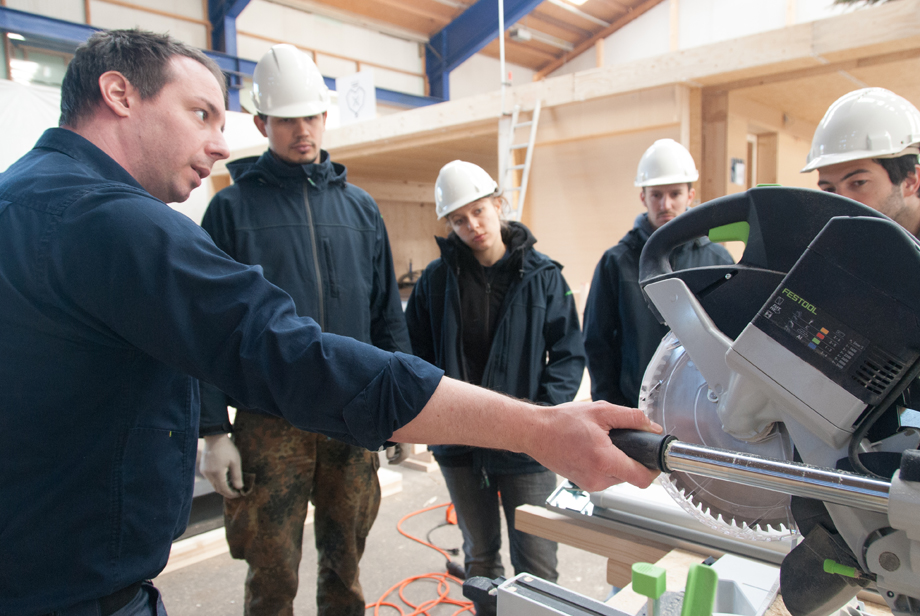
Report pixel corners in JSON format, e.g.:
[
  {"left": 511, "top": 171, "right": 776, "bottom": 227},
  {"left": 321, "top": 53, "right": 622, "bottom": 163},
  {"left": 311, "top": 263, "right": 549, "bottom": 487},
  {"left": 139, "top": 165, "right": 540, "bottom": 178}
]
[
  {"left": 252, "top": 44, "right": 330, "bottom": 118},
  {"left": 802, "top": 87, "right": 920, "bottom": 173},
  {"left": 435, "top": 160, "right": 498, "bottom": 219},
  {"left": 634, "top": 139, "right": 699, "bottom": 187}
]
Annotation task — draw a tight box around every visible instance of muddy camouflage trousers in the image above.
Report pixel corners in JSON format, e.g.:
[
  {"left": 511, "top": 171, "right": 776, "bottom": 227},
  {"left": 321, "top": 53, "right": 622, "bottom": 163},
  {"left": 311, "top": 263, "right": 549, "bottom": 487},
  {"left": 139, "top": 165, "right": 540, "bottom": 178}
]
[{"left": 224, "top": 410, "right": 381, "bottom": 616}]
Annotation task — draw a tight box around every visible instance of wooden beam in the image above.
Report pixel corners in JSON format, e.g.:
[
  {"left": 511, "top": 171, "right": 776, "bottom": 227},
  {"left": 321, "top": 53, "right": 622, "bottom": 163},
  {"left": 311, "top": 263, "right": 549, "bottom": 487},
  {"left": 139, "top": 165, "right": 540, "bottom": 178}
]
[
  {"left": 700, "top": 89, "right": 728, "bottom": 204},
  {"left": 515, "top": 505, "right": 671, "bottom": 563},
  {"left": 534, "top": 0, "right": 666, "bottom": 79},
  {"left": 329, "top": 119, "right": 497, "bottom": 160},
  {"left": 371, "top": 0, "right": 454, "bottom": 24},
  {"left": 347, "top": 178, "right": 434, "bottom": 202},
  {"left": 709, "top": 46, "right": 920, "bottom": 93},
  {"left": 528, "top": 9, "right": 593, "bottom": 38},
  {"left": 323, "top": 0, "right": 920, "bottom": 154}
]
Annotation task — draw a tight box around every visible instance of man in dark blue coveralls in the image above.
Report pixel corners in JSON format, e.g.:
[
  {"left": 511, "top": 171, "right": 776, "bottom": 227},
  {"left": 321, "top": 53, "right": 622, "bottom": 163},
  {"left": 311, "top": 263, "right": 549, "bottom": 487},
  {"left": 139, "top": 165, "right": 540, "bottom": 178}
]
[{"left": 0, "top": 29, "right": 660, "bottom": 616}]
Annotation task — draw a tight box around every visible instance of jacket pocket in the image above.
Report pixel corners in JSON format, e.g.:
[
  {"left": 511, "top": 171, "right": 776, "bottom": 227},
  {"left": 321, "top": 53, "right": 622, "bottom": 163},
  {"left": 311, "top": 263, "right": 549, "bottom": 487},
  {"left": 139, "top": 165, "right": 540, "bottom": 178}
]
[
  {"left": 322, "top": 237, "right": 339, "bottom": 299},
  {"left": 119, "top": 427, "right": 188, "bottom": 564}
]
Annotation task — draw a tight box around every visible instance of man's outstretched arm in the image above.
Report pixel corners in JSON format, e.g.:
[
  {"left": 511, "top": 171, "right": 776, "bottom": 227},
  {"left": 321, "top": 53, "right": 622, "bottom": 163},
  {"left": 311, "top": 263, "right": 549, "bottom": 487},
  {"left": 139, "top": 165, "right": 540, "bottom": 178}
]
[{"left": 391, "top": 376, "right": 661, "bottom": 493}]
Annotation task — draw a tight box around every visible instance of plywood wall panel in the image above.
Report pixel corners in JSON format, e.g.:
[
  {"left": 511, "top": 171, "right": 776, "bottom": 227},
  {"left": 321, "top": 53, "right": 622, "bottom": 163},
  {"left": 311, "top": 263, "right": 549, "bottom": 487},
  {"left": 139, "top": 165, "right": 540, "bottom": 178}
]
[
  {"left": 536, "top": 85, "right": 683, "bottom": 146},
  {"left": 525, "top": 126, "right": 681, "bottom": 295},
  {"left": 7, "top": 0, "right": 84, "bottom": 22},
  {"left": 89, "top": 1, "right": 208, "bottom": 49},
  {"left": 776, "top": 132, "right": 815, "bottom": 190},
  {"left": 373, "top": 200, "right": 446, "bottom": 294}
]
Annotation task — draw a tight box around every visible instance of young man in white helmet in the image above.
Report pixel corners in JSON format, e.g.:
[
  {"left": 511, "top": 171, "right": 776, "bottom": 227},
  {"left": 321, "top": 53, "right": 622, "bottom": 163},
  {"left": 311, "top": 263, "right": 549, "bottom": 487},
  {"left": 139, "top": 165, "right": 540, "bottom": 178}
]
[
  {"left": 802, "top": 87, "right": 920, "bottom": 237},
  {"left": 196, "top": 44, "right": 408, "bottom": 616},
  {"left": 583, "top": 138, "right": 733, "bottom": 406}
]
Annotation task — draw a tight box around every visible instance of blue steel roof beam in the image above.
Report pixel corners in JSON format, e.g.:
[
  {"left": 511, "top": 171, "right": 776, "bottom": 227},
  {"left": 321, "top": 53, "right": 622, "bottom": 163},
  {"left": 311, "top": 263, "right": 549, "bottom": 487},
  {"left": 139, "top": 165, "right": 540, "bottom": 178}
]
[
  {"left": 0, "top": 7, "right": 438, "bottom": 112},
  {"left": 0, "top": 6, "right": 98, "bottom": 47},
  {"left": 426, "top": 0, "right": 544, "bottom": 100},
  {"left": 208, "top": 0, "right": 250, "bottom": 55}
]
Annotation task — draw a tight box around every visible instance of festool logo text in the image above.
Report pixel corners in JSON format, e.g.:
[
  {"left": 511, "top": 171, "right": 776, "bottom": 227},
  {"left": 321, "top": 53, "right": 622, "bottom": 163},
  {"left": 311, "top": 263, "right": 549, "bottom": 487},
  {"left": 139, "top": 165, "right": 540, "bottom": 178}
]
[{"left": 781, "top": 288, "right": 817, "bottom": 314}]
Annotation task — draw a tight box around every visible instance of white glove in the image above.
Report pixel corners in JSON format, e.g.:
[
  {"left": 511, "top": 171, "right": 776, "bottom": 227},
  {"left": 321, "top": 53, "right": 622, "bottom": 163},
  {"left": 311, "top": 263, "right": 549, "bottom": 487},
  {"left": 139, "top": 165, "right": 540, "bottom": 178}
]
[{"left": 200, "top": 434, "right": 244, "bottom": 498}]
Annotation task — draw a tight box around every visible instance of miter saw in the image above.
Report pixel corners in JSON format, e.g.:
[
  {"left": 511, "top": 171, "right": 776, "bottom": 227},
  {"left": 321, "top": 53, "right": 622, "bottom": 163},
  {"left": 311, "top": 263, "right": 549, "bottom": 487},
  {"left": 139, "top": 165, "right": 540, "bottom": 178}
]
[{"left": 607, "top": 185, "right": 920, "bottom": 616}]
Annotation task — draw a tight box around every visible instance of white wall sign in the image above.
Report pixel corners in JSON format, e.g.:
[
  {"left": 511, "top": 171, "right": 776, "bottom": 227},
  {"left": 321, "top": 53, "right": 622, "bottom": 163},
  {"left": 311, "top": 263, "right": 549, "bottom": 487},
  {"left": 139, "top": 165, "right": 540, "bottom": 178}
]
[{"left": 335, "top": 70, "right": 376, "bottom": 126}]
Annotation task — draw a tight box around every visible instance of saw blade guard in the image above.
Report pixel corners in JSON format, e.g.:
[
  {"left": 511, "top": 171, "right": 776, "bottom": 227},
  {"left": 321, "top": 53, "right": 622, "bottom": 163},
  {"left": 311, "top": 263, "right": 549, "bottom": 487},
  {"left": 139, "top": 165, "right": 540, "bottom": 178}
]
[{"left": 640, "top": 331, "right": 797, "bottom": 540}]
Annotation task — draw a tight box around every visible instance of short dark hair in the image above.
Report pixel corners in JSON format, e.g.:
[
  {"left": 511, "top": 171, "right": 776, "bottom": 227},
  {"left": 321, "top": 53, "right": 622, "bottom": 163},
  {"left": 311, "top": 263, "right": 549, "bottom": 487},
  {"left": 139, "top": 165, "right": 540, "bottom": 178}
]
[
  {"left": 60, "top": 29, "right": 226, "bottom": 127},
  {"left": 874, "top": 154, "right": 920, "bottom": 197}
]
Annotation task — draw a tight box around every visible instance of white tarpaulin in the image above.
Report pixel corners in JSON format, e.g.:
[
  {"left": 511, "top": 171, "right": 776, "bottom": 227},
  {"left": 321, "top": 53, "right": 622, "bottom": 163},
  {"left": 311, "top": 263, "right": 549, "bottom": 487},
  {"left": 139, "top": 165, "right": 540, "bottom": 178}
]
[
  {"left": 0, "top": 79, "right": 270, "bottom": 225},
  {"left": 0, "top": 79, "right": 61, "bottom": 173}
]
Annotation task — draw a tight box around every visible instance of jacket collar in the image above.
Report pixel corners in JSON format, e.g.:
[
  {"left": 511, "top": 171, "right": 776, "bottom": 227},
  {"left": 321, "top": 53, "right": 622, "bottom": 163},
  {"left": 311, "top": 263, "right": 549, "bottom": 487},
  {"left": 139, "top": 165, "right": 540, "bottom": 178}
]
[
  {"left": 627, "top": 211, "right": 710, "bottom": 250},
  {"left": 436, "top": 220, "right": 538, "bottom": 274},
  {"left": 227, "top": 148, "right": 347, "bottom": 189},
  {"left": 34, "top": 128, "right": 146, "bottom": 193}
]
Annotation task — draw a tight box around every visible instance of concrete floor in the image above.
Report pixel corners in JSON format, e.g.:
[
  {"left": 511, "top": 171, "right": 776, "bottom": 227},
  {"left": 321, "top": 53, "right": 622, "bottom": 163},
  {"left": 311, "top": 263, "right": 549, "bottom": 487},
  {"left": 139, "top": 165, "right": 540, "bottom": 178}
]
[{"left": 154, "top": 455, "right": 611, "bottom": 615}]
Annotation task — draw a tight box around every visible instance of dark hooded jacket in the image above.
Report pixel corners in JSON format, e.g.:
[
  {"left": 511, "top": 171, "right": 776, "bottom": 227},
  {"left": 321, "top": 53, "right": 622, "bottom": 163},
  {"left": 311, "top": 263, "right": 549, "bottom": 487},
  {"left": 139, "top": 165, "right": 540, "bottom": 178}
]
[
  {"left": 405, "top": 221, "right": 585, "bottom": 474},
  {"left": 583, "top": 212, "right": 733, "bottom": 406},
  {"left": 198, "top": 149, "right": 411, "bottom": 434}
]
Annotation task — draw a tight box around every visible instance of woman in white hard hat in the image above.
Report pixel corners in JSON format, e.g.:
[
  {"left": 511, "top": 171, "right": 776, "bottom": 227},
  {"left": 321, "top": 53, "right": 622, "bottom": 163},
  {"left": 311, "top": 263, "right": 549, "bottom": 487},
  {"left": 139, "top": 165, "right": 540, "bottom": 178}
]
[{"left": 405, "top": 160, "right": 585, "bottom": 613}]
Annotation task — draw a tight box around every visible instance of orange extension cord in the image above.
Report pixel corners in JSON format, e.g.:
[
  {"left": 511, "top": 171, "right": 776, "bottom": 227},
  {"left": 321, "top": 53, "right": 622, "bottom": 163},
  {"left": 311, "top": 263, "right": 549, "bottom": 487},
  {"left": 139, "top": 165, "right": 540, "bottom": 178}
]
[{"left": 365, "top": 503, "right": 475, "bottom": 616}]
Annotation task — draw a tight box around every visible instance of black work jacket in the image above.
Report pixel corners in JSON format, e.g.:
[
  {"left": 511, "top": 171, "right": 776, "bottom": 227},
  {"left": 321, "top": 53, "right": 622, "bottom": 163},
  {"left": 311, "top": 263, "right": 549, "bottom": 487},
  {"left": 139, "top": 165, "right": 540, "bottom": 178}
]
[
  {"left": 198, "top": 150, "right": 410, "bottom": 434},
  {"left": 405, "top": 222, "right": 586, "bottom": 474},
  {"left": 583, "top": 213, "right": 733, "bottom": 406}
]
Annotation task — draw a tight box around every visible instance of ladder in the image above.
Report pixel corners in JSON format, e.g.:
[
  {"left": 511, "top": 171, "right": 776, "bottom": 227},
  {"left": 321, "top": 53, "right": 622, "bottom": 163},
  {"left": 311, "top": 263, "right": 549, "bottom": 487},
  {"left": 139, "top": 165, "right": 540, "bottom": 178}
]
[{"left": 499, "top": 100, "right": 541, "bottom": 222}]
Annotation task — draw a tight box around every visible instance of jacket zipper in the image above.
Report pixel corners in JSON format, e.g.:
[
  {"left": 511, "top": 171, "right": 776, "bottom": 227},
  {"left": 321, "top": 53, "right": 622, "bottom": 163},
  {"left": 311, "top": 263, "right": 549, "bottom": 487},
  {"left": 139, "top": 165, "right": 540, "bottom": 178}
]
[
  {"left": 480, "top": 262, "right": 548, "bottom": 388},
  {"left": 303, "top": 180, "right": 325, "bottom": 330}
]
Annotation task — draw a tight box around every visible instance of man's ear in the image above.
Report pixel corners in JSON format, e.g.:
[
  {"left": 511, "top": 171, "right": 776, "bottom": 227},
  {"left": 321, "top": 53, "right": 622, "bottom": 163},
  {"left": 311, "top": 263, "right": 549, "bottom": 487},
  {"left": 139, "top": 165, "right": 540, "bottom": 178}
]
[
  {"left": 253, "top": 114, "right": 268, "bottom": 138},
  {"left": 97, "top": 71, "right": 134, "bottom": 118},
  {"left": 687, "top": 187, "right": 697, "bottom": 203},
  {"left": 902, "top": 164, "right": 920, "bottom": 198}
]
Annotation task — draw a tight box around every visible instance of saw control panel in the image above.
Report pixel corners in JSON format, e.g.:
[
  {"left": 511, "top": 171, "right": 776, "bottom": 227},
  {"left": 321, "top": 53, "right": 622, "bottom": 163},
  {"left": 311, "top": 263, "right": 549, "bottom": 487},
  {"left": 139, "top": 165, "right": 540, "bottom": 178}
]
[{"left": 751, "top": 216, "right": 920, "bottom": 406}]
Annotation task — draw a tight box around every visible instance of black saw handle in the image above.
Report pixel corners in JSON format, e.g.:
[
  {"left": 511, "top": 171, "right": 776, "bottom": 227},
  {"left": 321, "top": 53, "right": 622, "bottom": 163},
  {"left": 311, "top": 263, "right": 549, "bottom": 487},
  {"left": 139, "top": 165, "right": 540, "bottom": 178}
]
[{"left": 609, "top": 429, "right": 675, "bottom": 472}]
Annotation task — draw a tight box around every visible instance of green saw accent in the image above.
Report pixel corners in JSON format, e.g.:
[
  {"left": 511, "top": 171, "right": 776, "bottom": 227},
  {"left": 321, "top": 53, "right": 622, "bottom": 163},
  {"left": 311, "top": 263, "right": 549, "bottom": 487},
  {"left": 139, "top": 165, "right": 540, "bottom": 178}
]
[
  {"left": 632, "top": 563, "right": 666, "bottom": 600},
  {"left": 756, "top": 183, "right": 782, "bottom": 187},
  {"left": 681, "top": 563, "right": 718, "bottom": 616},
  {"left": 824, "top": 559, "right": 858, "bottom": 578},
  {"left": 709, "top": 221, "right": 750, "bottom": 245}
]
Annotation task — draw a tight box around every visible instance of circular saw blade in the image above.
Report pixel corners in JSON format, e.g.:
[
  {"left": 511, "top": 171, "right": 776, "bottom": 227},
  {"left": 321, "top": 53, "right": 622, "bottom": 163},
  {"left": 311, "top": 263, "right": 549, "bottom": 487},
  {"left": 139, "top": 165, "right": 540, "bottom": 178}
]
[{"left": 640, "top": 332, "right": 797, "bottom": 539}]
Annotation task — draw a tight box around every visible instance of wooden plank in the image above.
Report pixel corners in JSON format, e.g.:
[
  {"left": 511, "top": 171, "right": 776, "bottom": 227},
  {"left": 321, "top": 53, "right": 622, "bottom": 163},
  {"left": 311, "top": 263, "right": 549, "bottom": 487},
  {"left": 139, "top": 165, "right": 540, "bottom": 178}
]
[
  {"left": 533, "top": 85, "right": 682, "bottom": 148},
  {"left": 534, "top": 0, "right": 667, "bottom": 79},
  {"left": 323, "top": 0, "right": 920, "bottom": 153},
  {"left": 328, "top": 119, "right": 497, "bottom": 162},
  {"left": 710, "top": 47, "right": 920, "bottom": 94},
  {"left": 348, "top": 178, "right": 434, "bottom": 203},
  {"left": 514, "top": 505, "right": 671, "bottom": 562},
  {"left": 528, "top": 9, "right": 593, "bottom": 39}
]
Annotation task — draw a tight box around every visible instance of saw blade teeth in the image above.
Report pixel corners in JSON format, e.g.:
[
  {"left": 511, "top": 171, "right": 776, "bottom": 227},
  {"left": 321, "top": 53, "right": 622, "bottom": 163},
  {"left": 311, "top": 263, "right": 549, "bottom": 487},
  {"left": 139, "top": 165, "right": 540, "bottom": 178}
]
[{"left": 644, "top": 335, "right": 797, "bottom": 540}]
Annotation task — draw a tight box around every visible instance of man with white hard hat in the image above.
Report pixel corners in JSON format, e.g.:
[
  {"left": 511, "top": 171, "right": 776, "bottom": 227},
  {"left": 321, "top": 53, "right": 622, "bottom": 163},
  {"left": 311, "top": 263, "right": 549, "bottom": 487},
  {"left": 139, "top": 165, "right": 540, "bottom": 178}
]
[
  {"left": 802, "top": 87, "right": 920, "bottom": 237},
  {"left": 197, "top": 44, "right": 409, "bottom": 615},
  {"left": 583, "top": 138, "right": 733, "bottom": 406}
]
